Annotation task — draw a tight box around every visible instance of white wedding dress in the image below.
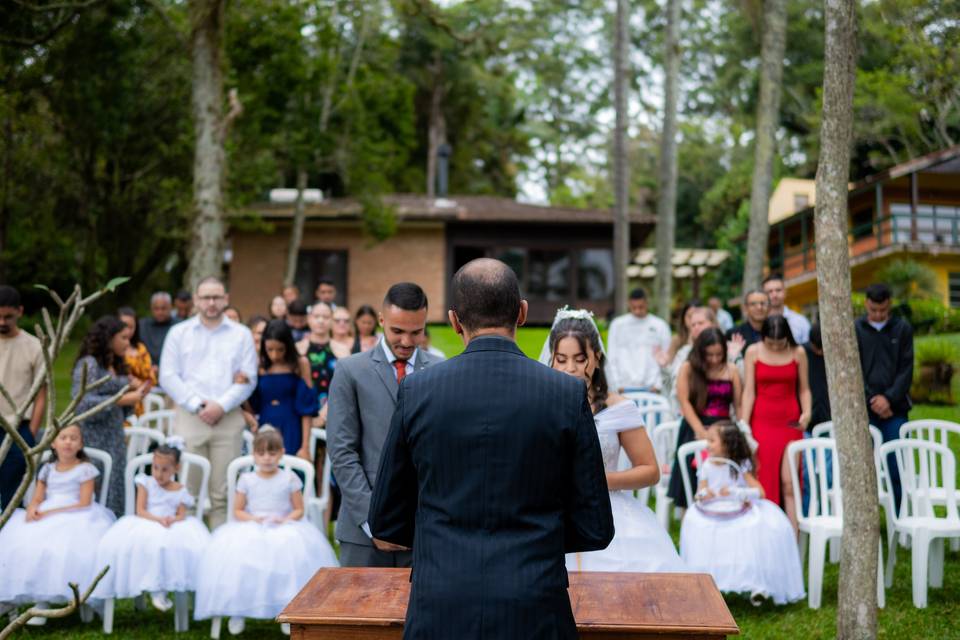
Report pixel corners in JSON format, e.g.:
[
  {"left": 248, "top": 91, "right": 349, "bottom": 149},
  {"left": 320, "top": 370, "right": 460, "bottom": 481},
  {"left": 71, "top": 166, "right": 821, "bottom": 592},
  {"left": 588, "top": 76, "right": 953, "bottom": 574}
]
[
  {"left": 0, "top": 462, "right": 116, "bottom": 604},
  {"left": 566, "top": 401, "right": 686, "bottom": 573},
  {"left": 94, "top": 474, "right": 211, "bottom": 598},
  {"left": 680, "top": 458, "right": 805, "bottom": 604}
]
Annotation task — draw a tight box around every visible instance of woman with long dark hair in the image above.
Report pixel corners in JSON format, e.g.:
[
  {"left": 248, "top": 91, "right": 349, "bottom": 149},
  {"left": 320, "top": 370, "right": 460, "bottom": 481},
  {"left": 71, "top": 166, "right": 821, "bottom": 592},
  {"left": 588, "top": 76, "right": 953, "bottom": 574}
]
[
  {"left": 542, "top": 309, "right": 685, "bottom": 573},
  {"left": 247, "top": 320, "right": 317, "bottom": 459},
  {"left": 667, "top": 327, "right": 742, "bottom": 509},
  {"left": 741, "top": 315, "right": 811, "bottom": 533},
  {"left": 118, "top": 307, "right": 157, "bottom": 417},
  {"left": 352, "top": 305, "right": 379, "bottom": 354},
  {"left": 72, "top": 315, "right": 149, "bottom": 515}
]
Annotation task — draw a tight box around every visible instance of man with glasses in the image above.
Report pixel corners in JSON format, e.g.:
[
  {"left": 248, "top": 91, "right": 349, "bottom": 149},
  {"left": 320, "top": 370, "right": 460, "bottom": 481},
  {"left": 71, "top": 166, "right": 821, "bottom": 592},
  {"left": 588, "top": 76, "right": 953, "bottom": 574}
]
[
  {"left": 727, "top": 289, "right": 770, "bottom": 350},
  {"left": 159, "top": 277, "right": 258, "bottom": 527}
]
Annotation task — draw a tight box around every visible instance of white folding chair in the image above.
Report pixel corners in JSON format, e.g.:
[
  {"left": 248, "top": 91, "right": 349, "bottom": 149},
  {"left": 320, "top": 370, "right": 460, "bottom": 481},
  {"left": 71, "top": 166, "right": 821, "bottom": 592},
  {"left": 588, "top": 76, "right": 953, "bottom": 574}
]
[
  {"left": 125, "top": 426, "right": 166, "bottom": 463},
  {"left": 143, "top": 392, "right": 166, "bottom": 414},
  {"left": 306, "top": 428, "right": 332, "bottom": 532},
  {"left": 788, "top": 437, "right": 885, "bottom": 609},
  {"left": 211, "top": 454, "right": 315, "bottom": 639},
  {"left": 676, "top": 439, "right": 708, "bottom": 509},
  {"left": 881, "top": 439, "right": 960, "bottom": 608},
  {"left": 650, "top": 419, "right": 680, "bottom": 529},
  {"left": 104, "top": 452, "right": 211, "bottom": 633},
  {"left": 901, "top": 419, "right": 960, "bottom": 553},
  {"left": 137, "top": 409, "right": 176, "bottom": 437}
]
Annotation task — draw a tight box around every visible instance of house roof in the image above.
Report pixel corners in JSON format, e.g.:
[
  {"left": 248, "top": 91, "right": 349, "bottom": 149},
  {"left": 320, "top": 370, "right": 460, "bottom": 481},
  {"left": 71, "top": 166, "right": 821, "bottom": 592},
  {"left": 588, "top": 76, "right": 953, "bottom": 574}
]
[{"left": 245, "top": 194, "right": 655, "bottom": 225}]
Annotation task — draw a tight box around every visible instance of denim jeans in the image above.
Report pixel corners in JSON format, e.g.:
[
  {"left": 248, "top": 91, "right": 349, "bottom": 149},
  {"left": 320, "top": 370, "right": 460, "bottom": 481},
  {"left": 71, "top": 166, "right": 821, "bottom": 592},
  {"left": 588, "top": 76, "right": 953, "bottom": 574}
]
[
  {"left": 0, "top": 422, "right": 35, "bottom": 510},
  {"left": 874, "top": 413, "right": 909, "bottom": 515},
  {"left": 801, "top": 431, "right": 834, "bottom": 516}
]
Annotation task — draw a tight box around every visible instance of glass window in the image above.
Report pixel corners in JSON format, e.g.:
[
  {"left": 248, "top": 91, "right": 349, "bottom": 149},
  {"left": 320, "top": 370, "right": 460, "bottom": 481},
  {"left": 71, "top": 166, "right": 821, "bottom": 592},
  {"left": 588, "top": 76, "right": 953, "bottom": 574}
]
[
  {"left": 527, "top": 250, "right": 570, "bottom": 301},
  {"left": 491, "top": 247, "right": 527, "bottom": 283},
  {"left": 577, "top": 249, "right": 613, "bottom": 301},
  {"left": 296, "top": 250, "right": 348, "bottom": 306},
  {"left": 950, "top": 273, "right": 960, "bottom": 308}
]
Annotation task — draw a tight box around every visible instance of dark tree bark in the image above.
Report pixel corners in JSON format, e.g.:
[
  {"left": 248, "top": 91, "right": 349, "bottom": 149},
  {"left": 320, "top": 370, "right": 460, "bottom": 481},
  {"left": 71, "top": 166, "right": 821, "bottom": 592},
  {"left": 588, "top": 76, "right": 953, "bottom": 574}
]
[
  {"left": 814, "top": 1, "right": 879, "bottom": 637},
  {"left": 654, "top": 0, "right": 681, "bottom": 319},
  {"left": 742, "top": 0, "right": 787, "bottom": 292},
  {"left": 612, "top": 0, "right": 630, "bottom": 315}
]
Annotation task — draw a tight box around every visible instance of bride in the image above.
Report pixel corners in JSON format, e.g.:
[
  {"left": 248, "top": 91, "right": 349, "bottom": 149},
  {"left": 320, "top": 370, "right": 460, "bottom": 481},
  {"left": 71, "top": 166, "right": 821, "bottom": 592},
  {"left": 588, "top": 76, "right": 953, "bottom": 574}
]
[{"left": 541, "top": 308, "right": 686, "bottom": 573}]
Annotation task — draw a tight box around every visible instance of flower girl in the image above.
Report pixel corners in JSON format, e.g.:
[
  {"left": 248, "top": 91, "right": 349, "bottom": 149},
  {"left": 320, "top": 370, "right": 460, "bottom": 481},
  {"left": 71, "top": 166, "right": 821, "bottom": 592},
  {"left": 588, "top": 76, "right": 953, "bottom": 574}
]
[
  {"left": 93, "top": 437, "right": 211, "bottom": 611},
  {"left": 0, "top": 424, "right": 115, "bottom": 624},
  {"left": 194, "top": 427, "right": 338, "bottom": 635},
  {"left": 679, "top": 421, "right": 804, "bottom": 605}
]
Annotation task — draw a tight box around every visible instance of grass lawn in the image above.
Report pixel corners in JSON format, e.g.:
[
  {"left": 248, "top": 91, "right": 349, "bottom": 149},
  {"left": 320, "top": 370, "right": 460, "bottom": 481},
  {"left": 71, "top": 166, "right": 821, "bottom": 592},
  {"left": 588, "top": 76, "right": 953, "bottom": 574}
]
[{"left": 26, "top": 331, "right": 960, "bottom": 638}]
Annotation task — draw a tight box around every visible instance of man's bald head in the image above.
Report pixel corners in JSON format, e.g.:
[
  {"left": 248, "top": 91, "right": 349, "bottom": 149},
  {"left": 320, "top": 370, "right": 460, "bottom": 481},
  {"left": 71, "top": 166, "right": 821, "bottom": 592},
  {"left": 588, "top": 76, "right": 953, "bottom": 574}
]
[{"left": 451, "top": 258, "right": 521, "bottom": 332}]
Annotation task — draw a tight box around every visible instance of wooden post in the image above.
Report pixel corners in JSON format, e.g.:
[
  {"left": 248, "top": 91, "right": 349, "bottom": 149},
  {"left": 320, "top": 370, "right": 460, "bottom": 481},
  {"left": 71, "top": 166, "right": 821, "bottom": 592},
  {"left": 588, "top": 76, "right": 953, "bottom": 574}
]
[
  {"left": 874, "top": 183, "right": 883, "bottom": 249},
  {"left": 910, "top": 171, "right": 919, "bottom": 242}
]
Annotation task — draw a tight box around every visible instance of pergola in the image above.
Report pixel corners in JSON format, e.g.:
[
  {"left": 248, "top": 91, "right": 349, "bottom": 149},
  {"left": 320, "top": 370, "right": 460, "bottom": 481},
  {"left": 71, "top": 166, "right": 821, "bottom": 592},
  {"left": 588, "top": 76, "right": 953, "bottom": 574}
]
[{"left": 626, "top": 248, "right": 730, "bottom": 298}]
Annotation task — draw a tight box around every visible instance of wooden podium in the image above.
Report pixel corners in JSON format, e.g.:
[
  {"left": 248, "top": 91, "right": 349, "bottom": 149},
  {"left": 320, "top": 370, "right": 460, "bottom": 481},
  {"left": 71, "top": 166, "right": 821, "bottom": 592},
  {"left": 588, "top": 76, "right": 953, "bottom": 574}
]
[{"left": 279, "top": 568, "right": 739, "bottom": 639}]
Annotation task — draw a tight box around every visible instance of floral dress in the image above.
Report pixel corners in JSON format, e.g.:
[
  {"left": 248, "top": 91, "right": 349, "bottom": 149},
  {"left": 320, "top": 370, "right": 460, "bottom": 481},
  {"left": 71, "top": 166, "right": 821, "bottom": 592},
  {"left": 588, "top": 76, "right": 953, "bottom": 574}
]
[
  {"left": 71, "top": 355, "right": 130, "bottom": 516},
  {"left": 124, "top": 342, "right": 156, "bottom": 417}
]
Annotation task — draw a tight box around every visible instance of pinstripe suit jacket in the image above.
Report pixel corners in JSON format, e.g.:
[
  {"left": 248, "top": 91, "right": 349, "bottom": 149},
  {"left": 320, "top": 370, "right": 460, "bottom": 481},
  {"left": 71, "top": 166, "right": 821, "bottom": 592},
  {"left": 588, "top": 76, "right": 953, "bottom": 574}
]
[{"left": 369, "top": 335, "right": 614, "bottom": 639}]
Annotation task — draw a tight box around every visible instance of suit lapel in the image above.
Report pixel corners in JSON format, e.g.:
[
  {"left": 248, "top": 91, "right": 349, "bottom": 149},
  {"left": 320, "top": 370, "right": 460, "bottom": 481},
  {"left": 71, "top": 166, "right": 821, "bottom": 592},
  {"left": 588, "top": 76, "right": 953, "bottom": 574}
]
[
  {"left": 370, "top": 344, "right": 399, "bottom": 402},
  {"left": 413, "top": 348, "right": 429, "bottom": 373}
]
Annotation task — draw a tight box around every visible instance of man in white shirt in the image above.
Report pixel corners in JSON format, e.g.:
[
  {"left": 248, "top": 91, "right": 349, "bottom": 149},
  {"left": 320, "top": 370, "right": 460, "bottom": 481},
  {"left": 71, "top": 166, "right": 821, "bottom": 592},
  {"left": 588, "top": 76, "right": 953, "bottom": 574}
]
[
  {"left": 606, "top": 288, "right": 672, "bottom": 392},
  {"left": 763, "top": 274, "right": 811, "bottom": 344},
  {"left": 159, "top": 277, "right": 258, "bottom": 527},
  {"left": 708, "top": 296, "right": 735, "bottom": 333}
]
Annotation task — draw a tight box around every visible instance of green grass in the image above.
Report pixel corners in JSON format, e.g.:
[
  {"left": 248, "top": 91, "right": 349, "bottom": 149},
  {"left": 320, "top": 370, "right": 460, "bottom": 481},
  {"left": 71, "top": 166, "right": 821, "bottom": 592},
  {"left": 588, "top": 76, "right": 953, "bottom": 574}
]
[{"left": 29, "top": 332, "right": 960, "bottom": 638}]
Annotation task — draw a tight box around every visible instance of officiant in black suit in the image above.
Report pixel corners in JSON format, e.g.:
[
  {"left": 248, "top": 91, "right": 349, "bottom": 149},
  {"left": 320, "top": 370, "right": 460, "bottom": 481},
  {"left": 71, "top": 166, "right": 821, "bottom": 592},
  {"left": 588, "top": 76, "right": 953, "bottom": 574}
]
[{"left": 369, "top": 258, "right": 614, "bottom": 640}]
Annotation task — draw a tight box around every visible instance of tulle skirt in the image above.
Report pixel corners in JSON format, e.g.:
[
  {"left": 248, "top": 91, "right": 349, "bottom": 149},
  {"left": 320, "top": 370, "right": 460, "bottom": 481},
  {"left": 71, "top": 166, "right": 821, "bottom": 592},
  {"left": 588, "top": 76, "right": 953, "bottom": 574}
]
[
  {"left": 93, "top": 516, "right": 212, "bottom": 598},
  {"left": 567, "top": 491, "right": 686, "bottom": 573},
  {"left": 680, "top": 499, "right": 805, "bottom": 604},
  {"left": 193, "top": 519, "right": 338, "bottom": 620},
  {"left": 0, "top": 504, "right": 116, "bottom": 604}
]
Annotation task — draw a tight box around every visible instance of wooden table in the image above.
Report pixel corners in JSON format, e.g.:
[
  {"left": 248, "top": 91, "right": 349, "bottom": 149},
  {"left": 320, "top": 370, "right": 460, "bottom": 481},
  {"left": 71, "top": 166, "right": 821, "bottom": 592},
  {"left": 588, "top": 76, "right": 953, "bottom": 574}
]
[{"left": 279, "top": 568, "right": 739, "bottom": 639}]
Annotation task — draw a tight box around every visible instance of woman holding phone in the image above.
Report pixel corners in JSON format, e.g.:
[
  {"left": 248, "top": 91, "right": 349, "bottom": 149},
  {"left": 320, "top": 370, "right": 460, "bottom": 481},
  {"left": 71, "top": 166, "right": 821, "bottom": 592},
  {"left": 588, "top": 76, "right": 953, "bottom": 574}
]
[{"left": 740, "top": 314, "right": 811, "bottom": 534}]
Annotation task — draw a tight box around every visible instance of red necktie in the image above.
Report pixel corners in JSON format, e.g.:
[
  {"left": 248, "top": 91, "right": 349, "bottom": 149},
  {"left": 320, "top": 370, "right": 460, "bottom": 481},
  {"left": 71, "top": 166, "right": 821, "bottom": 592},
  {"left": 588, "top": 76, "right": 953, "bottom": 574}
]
[{"left": 394, "top": 359, "right": 407, "bottom": 383}]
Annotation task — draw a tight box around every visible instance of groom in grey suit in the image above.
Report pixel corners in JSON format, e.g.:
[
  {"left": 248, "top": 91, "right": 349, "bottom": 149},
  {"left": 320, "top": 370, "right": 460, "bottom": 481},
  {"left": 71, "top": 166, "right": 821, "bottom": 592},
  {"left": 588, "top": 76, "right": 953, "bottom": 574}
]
[{"left": 327, "top": 282, "right": 437, "bottom": 567}]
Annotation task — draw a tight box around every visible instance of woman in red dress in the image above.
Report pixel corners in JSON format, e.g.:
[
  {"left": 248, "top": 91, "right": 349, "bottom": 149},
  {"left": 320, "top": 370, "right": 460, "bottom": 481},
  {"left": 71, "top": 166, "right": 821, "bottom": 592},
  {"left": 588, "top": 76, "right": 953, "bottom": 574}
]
[{"left": 741, "top": 314, "right": 811, "bottom": 533}]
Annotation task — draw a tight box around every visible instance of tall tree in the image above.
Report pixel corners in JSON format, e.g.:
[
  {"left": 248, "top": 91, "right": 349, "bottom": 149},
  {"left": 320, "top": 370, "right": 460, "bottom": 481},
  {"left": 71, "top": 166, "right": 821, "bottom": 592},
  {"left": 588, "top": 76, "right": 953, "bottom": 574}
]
[
  {"left": 185, "top": 0, "right": 239, "bottom": 289},
  {"left": 742, "top": 0, "right": 787, "bottom": 292},
  {"left": 814, "top": 1, "right": 879, "bottom": 637},
  {"left": 654, "top": 0, "right": 681, "bottom": 318},
  {"left": 612, "top": 0, "right": 630, "bottom": 315}
]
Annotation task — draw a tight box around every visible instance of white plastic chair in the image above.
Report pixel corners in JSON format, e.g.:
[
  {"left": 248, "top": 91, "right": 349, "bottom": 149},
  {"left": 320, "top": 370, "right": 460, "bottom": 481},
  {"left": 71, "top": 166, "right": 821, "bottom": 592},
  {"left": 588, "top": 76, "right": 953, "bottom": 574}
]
[
  {"left": 103, "top": 451, "right": 211, "bottom": 633},
  {"left": 306, "top": 428, "right": 332, "bottom": 532},
  {"left": 125, "top": 426, "right": 166, "bottom": 463},
  {"left": 881, "top": 439, "right": 960, "bottom": 608},
  {"left": 137, "top": 409, "right": 176, "bottom": 437},
  {"left": 211, "top": 454, "right": 315, "bottom": 639},
  {"left": 787, "top": 438, "right": 885, "bottom": 609},
  {"left": 676, "top": 439, "right": 709, "bottom": 509},
  {"left": 624, "top": 391, "right": 672, "bottom": 413},
  {"left": 143, "top": 392, "right": 166, "bottom": 414},
  {"left": 650, "top": 419, "right": 680, "bottom": 529},
  {"left": 900, "top": 419, "right": 960, "bottom": 553},
  {"left": 810, "top": 421, "right": 889, "bottom": 562}
]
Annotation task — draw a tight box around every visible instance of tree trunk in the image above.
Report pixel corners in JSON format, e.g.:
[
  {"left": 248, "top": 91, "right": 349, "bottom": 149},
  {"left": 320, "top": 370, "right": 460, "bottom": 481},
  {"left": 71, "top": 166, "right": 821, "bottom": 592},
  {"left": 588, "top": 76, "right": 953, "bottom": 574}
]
[
  {"left": 426, "top": 60, "right": 446, "bottom": 199},
  {"left": 654, "top": 0, "right": 681, "bottom": 319},
  {"left": 185, "top": 0, "right": 227, "bottom": 290},
  {"left": 741, "top": 0, "right": 787, "bottom": 292},
  {"left": 814, "top": 2, "right": 878, "bottom": 637},
  {"left": 612, "top": 0, "right": 630, "bottom": 316},
  {"left": 284, "top": 166, "right": 309, "bottom": 286}
]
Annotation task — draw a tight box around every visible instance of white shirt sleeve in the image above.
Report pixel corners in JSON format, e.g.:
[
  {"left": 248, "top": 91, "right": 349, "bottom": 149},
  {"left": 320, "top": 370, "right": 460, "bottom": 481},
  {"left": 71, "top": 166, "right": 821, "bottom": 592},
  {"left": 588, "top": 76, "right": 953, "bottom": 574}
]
[
  {"left": 606, "top": 320, "right": 623, "bottom": 390},
  {"left": 159, "top": 325, "right": 202, "bottom": 412},
  {"left": 214, "top": 327, "right": 258, "bottom": 413}
]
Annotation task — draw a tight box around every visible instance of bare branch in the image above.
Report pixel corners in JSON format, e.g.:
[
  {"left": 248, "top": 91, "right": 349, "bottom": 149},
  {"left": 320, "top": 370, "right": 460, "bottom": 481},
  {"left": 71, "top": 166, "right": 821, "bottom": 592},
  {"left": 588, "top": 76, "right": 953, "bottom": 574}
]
[
  {"left": 0, "top": 565, "right": 110, "bottom": 639},
  {"left": 11, "top": 0, "right": 101, "bottom": 11},
  {"left": 219, "top": 88, "right": 244, "bottom": 144},
  {"left": 68, "top": 386, "right": 127, "bottom": 426}
]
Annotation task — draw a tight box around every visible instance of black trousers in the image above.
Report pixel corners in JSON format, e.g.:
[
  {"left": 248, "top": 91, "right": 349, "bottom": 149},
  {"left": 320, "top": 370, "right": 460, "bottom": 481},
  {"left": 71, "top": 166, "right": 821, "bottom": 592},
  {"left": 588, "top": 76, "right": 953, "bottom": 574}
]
[
  {"left": 0, "top": 422, "right": 35, "bottom": 510},
  {"left": 339, "top": 541, "right": 413, "bottom": 568}
]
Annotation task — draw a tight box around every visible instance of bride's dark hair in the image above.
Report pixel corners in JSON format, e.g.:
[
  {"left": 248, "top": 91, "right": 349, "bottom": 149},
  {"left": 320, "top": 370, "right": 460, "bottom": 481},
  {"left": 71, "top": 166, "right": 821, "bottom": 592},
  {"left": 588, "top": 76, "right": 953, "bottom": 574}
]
[{"left": 548, "top": 316, "right": 609, "bottom": 413}]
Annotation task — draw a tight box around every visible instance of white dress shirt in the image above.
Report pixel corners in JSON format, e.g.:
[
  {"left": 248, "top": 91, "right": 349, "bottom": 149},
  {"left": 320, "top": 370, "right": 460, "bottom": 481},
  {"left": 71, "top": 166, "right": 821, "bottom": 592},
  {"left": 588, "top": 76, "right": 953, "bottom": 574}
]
[
  {"left": 783, "top": 307, "right": 811, "bottom": 345},
  {"left": 159, "top": 316, "right": 258, "bottom": 413},
  {"left": 381, "top": 338, "right": 418, "bottom": 380},
  {"left": 606, "top": 312, "right": 672, "bottom": 391}
]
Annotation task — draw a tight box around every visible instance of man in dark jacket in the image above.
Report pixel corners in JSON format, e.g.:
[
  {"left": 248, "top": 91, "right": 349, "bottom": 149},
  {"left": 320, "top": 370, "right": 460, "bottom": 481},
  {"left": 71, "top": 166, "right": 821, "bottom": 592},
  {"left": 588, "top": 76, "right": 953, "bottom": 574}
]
[
  {"left": 369, "top": 258, "right": 614, "bottom": 640},
  {"left": 855, "top": 283, "right": 913, "bottom": 511}
]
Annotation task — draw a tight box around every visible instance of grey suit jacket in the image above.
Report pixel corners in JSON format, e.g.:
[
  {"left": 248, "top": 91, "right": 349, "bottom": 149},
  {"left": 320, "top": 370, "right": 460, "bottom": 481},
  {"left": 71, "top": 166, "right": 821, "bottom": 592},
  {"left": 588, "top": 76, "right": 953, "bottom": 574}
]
[{"left": 327, "top": 343, "right": 435, "bottom": 546}]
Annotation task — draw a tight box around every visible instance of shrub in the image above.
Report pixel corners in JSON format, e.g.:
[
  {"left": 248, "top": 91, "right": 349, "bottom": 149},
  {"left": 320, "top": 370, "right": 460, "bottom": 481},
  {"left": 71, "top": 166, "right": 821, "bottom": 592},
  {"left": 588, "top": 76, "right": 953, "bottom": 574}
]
[{"left": 911, "top": 337, "right": 960, "bottom": 404}]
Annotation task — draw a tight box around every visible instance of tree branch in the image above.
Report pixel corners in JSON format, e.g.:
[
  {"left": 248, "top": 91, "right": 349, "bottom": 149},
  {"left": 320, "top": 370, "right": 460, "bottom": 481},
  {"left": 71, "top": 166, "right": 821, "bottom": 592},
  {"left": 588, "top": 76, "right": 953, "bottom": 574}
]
[{"left": 0, "top": 565, "right": 109, "bottom": 639}]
